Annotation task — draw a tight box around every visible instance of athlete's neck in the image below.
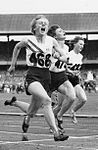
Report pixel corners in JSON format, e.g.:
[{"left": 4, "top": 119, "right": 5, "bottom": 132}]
[
  {"left": 57, "top": 40, "right": 65, "bottom": 48},
  {"left": 73, "top": 48, "right": 79, "bottom": 54},
  {"left": 36, "top": 35, "right": 46, "bottom": 43}
]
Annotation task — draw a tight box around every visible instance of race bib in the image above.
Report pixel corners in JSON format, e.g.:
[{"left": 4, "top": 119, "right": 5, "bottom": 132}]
[
  {"left": 55, "top": 60, "right": 66, "bottom": 69},
  {"left": 29, "top": 52, "right": 51, "bottom": 68},
  {"left": 68, "top": 63, "right": 82, "bottom": 70}
]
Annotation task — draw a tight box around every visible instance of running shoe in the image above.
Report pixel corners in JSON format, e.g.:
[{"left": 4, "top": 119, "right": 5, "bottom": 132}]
[
  {"left": 22, "top": 115, "right": 30, "bottom": 133},
  {"left": 4, "top": 96, "right": 16, "bottom": 106},
  {"left": 49, "top": 127, "right": 65, "bottom": 134},
  {"left": 22, "top": 135, "right": 28, "bottom": 141},
  {"left": 54, "top": 132, "right": 69, "bottom": 141}
]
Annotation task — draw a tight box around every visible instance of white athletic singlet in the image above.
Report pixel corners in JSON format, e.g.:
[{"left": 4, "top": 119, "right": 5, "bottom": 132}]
[
  {"left": 68, "top": 50, "right": 83, "bottom": 71},
  {"left": 25, "top": 35, "right": 53, "bottom": 68}
]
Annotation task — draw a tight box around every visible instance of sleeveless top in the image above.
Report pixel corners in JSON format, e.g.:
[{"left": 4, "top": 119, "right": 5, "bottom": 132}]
[
  {"left": 67, "top": 50, "right": 83, "bottom": 71},
  {"left": 25, "top": 35, "right": 53, "bottom": 68}
]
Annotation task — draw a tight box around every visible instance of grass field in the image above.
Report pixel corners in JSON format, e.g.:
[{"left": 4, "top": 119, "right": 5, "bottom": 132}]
[{"left": 0, "top": 91, "right": 98, "bottom": 149}]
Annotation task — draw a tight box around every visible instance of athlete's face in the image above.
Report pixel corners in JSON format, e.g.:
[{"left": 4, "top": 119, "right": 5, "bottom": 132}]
[
  {"left": 74, "top": 40, "right": 84, "bottom": 53},
  {"left": 55, "top": 28, "right": 66, "bottom": 40},
  {"left": 34, "top": 18, "right": 49, "bottom": 36}
]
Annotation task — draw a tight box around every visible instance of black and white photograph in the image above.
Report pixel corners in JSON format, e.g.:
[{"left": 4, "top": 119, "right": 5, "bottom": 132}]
[{"left": 0, "top": 0, "right": 98, "bottom": 149}]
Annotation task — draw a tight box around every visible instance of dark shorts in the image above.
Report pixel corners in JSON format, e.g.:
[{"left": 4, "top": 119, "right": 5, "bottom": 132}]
[
  {"left": 24, "top": 67, "right": 51, "bottom": 95},
  {"left": 67, "top": 75, "right": 80, "bottom": 87},
  {"left": 50, "top": 71, "right": 68, "bottom": 92}
]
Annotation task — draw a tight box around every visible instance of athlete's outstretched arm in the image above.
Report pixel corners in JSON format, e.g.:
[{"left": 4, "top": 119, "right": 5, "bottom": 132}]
[
  {"left": 8, "top": 40, "right": 27, "bottom": 73},
  {"left": 53, "top": 38, "right": 68, "bottom": 62}
]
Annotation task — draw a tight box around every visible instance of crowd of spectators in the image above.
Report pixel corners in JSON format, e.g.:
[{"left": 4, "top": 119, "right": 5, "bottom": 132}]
[
  {"left": 0, "top": 69, "right": 98, "bottom": 94},
  {"left": 0, "top": 71, "right": 25, "bottom": 94},
  {"left": 80, "top": 70, "right": 98, "bottom": 93}
]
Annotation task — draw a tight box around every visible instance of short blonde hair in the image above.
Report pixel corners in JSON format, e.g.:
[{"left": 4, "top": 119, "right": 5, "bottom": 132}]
[{"left": 30, "top": 15, "right": 49, "bottom": 34}]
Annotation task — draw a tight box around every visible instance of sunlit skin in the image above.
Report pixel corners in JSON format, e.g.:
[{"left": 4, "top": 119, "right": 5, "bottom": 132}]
[
  {"left": 34, "top": 18, "right": 49, "bottom": 38},
  {"left": 55, "top": 28, "right": 66, "bottom": 41},
  {"left": 5, "top": 15, "right": 69, "bottom": 141},
  {"left": 74, "top": 40, "right": 84, "bottom": 54},
  {"left": 52, "top": 27, "right": 67, "bottom": 58}
]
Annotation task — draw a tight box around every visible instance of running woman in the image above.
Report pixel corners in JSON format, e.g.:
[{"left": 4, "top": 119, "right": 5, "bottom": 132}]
[
  {"left": 47, "top": 25, "right": 76, "bottom": 131},
  {"left": 57, "top": 36, "right": 87, "bottom": 126},
  {"left": 5, "top": 15, "right": 69, "bottom": 141}
]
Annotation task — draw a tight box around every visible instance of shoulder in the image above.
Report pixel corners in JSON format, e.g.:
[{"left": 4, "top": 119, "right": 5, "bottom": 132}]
[
  {"left": 79, "top": 53, "right": 83, "bottom": 59},
  {"left": 68, "top": 50, "right": 74, "bottom": 55},
  {"left": 46, "top": 35, "right": 58, "bottom": 46},
  {"left": 64, "top": 44, "right": 69, "bottom": 49},
  {"left": 64, "top": 44, "right": 69, "bottom": 51},
  {"left": 16, "top": 36, "right": 34, "bottom": 48},
  {"left": 25, "top": 35, "right": 36, "bottom": 42},
  {"left": 46, "top": 35, "right": 54, "bottom": 41}
]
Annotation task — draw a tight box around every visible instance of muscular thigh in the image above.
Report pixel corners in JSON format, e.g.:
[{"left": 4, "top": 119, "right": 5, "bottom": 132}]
[
  {"left": 50, "top": 71, "right": 68, "bottom": 92},
  {"left": 58, "top": 80, "right": 76, "bottom": 99},
  {"left": 28, "top": 81, "right": 49, "bottom": 100},
  {"left": 75, "top": 84, "right": 87, "bottom": 101},
  {"left": 25, "top": 67, "right": 51, "bottom": 95},
  {"left": 57, "top": 92, "right": 65, "bottom": 106}
]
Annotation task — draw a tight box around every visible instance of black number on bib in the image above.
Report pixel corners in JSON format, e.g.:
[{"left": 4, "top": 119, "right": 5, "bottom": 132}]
[
  {"left": 29, "top": 52, "right": 51, "bottom": 67},
  {"left": 60, "top": 62, "right": 64, "bottom": 69},
  {"left": 55, "top": 60, "right": 65, "bottom": 69},
  {"left": 37, "top": 53, "right": 44, "bottom": 66},
  {"left": 70, "top": 64, "right": 81, "bottom": 70},
  {"left": 45, "top": 54, "right": 51, "bottom": 67},
  {"left": 29, "top": 53, "right": 37, "bottom": 63}
]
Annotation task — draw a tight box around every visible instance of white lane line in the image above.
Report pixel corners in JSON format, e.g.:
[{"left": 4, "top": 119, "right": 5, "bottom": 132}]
[
  {"left": 0, "top": 140, "right": 72, "bottom": 149},
  {"left": 0, "top": 139, "right": 97, "bottom": 150},
  {"left": 0, "top": 130, "right": 52, "bottom": 137},
  {"left": 0, "top": 124, "right": 49, "bottom": 129},
  {"left": 70, "top": 135, "right": 98, "bottom": 139},
  {"left": 0, "top": 130, "right": 98, "bottom": 141},
  {"left": 0, "top": 132, "right": 97, "bottom": 150},
  {"left": 0, "top": 139, "right": 53, "bottom": 145},
  {"left": 0, "top": 130, "right": 98, "bottom": 139}
]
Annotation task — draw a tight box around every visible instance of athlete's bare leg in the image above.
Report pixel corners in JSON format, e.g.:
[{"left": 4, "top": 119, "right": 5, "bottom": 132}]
[{"left": 71, "top": 84, "right": 87, "bottom": 123}]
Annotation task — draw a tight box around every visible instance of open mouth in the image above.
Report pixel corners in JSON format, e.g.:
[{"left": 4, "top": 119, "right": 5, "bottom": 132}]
[{"left": 41, "top": 27, "right": 46, "bottom": 33}]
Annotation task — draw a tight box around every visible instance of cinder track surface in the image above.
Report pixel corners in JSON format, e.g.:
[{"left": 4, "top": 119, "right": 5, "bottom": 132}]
[{"left": 0, "top": 92, "right": 98, "bottom": 150}]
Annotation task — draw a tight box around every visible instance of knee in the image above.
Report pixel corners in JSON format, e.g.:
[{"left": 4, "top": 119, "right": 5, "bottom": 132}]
[
  {"left": 42, "top": 97, "right": 51, "bottom": 108},
  {"left": 68, "top": 93, "right": 76, "bottom": 102},
  {"left": 82, "top": 97, "right": 87, "bottom": 103},
  {"left": 79, "top": 95, "right": 87, "bottom": 103},
  {"left": 66, "top": 86, "right": 76, "bottom": 102}
]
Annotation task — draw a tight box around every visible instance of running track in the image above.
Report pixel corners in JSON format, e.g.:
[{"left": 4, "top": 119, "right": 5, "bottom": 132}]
[{"left": 0, "top": 92, "right": 98, "bottom": 149}]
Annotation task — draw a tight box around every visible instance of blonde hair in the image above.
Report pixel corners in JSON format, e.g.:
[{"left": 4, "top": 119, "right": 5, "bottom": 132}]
[{"left": 30, "top": 15, "right": 49, "bottom": 34}]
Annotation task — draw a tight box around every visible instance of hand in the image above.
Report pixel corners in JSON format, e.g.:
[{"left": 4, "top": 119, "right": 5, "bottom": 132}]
[
  {"left": 66, "top": 69, "right": 80, "bottom": 77},
  {"left": 53, "top": 52, "right": 60, "bottom": 59},
  {"left": 7, "top": 65, "right": 15, "bottom": 74},
  {"left": 66, "top": 71, "right": 75, "bottom": 77},
  {"left": 73, "top": 70, "right": 80, "bottom": 76}
]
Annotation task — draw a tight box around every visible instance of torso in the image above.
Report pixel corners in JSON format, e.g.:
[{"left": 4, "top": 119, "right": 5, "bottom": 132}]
[
  {"left": 67, "top": 50, "right": 83, "bottom": 87},
  {"left": 26, "top": 35, "right": 53, "bottom": 68},
  {"left": 67, "top": 50, "right": 83, "bottom": 71},
  {"left": 49, "top": 44, "right": 69, "bottom": 72}
]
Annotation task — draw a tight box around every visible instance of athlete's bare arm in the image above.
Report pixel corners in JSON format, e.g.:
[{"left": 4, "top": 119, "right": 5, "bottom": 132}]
[
  {"left": 53, "top": 38, "right": 68, "bottom": 62},
  {"left": 8, "top": 40, "right": 27, "bottom": 73}
]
